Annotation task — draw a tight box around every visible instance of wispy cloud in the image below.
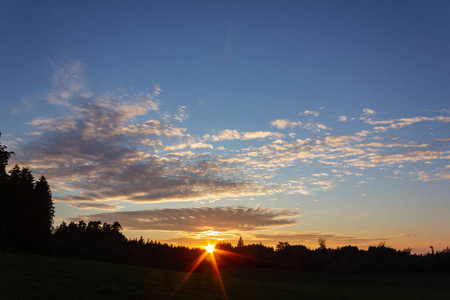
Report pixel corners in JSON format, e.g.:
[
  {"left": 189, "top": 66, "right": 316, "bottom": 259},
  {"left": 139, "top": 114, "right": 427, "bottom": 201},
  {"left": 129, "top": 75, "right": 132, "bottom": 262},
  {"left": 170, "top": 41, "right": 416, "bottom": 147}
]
[
  {"left": 69, "top": 202, "right": 123, "bottom": 210},
  {"left": 10, "top": 98, "right": 33, "bottom": 115},
  {"left": 366, "top": 116, "right": 450, "bottom": 132},
  {"left": 47, "top": 60, "right": 90, "bottom": 106}
]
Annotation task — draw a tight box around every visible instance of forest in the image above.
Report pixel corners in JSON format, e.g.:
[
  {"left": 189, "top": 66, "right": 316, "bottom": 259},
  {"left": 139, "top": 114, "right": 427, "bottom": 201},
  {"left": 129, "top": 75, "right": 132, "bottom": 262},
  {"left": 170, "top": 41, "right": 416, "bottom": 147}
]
[{"left": 1, "top": 135, "right": 449, "bottom": 275}]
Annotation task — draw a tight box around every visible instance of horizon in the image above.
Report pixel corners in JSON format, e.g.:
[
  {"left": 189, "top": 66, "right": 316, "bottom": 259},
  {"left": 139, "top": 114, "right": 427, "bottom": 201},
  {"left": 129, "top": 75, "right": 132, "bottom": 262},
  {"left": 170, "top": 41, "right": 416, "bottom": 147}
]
[{"left": 1, "top": 1, "right": 449, "bottom": 255}]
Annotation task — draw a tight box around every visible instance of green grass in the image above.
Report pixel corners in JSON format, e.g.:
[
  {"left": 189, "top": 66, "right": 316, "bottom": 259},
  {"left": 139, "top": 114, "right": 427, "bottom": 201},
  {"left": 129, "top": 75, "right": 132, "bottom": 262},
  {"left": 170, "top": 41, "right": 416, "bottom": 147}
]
[{"left": 1, "top": 252, "right": 450, "bottom": 299}]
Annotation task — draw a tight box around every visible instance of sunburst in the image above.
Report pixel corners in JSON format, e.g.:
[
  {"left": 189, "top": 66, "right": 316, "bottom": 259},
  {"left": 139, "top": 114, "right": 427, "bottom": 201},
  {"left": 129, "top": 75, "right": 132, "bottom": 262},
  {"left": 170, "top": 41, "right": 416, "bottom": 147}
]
[
  {"left": 205, "top": 244, "right": 215, "bottom": 253},
  {"left": 172, "top": 243, "right": 228, "bottom": 300}
]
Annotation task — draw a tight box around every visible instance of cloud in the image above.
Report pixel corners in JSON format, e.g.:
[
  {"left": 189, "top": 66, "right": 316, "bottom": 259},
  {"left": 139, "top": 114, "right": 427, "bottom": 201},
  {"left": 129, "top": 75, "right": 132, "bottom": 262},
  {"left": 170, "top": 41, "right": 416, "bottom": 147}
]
[
  {"left": 206, "top": 129, "right": 284, "bottom": 142},
  {"left": 69, "top": 202, "right": 123, "bottom": 210},
  {"left": 140, "top": 139, "right": 163, "bottom": 150},
  {"left": 190, "top": 143, "right": 213, "bottom": 149},
  {"left": 14, "top": 65, "right": 263, "bottom": 203},
  {"left": 73, "top": 206, "right": 299, "bottom": 232},
  {"left": 47, "top": 60, "right": 89, "bottom": 106},
  {"left": 11, "top": 62, "right": 450, "bottom": 206},
  {"left": 45, "top": 149, "right": 265, "bottom": 202},
  {"left": 356, "top": 142, "right": 428, "bottom": 149},
  {"left": 362, "top": 108, "right": 376, "bottom": 115},
  {"left": 164, "top": 143, "right": 189, "bottom": 151},
  {"left": 243, "top": 131, "right": 284, "bottom": 140},
  {"left": 299, "top": 110, "right": 319, "bottom": 117},
  {"left": 207, "top": 129, "right": 241, "bottom": 141},
  {"left": 271, "top": 108, "right": 328, "bottom": 132},
  {"left": 270, "top": 119, "right": 301, "bottom": 129},
  {"left": 302, "top": 122, "right": 328, "bottom": 132},
  {"left": 311, "top": 180, "right": 335, "bottom": 190},
  {"left": 366, "top": 116, "right": 450, "bottom": 132},
  {"left": 27, "top": 117, "right": 76, "bottom": 134},
  {"left": 271, "top": 109, "right": 324, "bottom": 131},
  {"left": 410, "top": 168, "right": 450, "bottom": 181},
  {"left": 338, "top": 115, "right": 348, "bottom": 122},
  {"left": 270, "top": 119, "right": 328, "bottom": 132},
  {"left": 173, "top": 106, "right": 188, "bottom": 122},
  {"left": 370, "top": 150, "right": 450, "bottom": 164}
]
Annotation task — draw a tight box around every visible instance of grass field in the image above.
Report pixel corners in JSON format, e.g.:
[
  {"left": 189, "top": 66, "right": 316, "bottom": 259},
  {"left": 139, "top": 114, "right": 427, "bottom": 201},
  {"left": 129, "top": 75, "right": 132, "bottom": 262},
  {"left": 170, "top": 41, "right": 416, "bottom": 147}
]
[{"left": 1, "top": 252, "right": 449, "bottom": 299}]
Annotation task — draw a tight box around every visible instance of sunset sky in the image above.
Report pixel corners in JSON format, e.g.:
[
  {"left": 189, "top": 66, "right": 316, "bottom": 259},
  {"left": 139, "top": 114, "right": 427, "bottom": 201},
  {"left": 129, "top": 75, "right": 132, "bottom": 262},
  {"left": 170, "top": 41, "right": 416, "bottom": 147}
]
[{"left": 1, "top": 1, "right": 449, "bottom": 253}]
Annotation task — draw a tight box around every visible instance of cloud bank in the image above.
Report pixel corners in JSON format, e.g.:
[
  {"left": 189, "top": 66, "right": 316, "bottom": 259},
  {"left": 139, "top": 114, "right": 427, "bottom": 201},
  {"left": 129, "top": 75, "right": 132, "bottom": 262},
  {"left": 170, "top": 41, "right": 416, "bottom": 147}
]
[{"left": 73, "top": 206, "right": 299, "bottom": 232}]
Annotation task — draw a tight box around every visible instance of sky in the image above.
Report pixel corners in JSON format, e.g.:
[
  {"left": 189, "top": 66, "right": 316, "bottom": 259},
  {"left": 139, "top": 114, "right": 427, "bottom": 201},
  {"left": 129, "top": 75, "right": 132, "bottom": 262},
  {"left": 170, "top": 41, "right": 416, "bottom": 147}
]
[{"left": 1, "top": 0, "right": 449, "bottom": 254}]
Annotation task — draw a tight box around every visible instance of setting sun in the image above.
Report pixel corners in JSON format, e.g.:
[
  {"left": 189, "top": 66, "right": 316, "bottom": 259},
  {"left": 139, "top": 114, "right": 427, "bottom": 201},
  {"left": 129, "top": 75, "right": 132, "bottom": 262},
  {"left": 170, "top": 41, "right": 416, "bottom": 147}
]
[{"left": 206, "top": 244, "right": 215, "bottom": 253}]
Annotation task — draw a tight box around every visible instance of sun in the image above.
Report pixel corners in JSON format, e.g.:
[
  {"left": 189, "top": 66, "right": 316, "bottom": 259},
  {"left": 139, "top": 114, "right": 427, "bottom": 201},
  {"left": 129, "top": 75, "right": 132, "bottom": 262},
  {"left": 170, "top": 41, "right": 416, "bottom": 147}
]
[{"left": 206, "top": 244, "right": 215, "bottom": 253}]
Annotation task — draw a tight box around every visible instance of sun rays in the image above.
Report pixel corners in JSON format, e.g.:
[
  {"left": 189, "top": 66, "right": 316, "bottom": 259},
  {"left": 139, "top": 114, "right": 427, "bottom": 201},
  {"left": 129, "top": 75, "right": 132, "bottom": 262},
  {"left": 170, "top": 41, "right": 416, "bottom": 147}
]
[
  {"left": 209, "top": 249, "right": 227, "bottom": 299},
  {"left": 171, "top": 243, "right": 229, "bottom": 300}
]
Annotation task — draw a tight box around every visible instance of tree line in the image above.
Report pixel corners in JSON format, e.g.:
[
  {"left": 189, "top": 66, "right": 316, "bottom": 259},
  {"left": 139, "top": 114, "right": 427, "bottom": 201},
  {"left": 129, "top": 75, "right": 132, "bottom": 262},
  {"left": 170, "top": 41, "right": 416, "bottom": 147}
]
[
  {"left": 1, "top": 134, "right": 449, "bottom": 274},
  {"left": 50, "top": 222, "right": 450, "bottom": 274}
]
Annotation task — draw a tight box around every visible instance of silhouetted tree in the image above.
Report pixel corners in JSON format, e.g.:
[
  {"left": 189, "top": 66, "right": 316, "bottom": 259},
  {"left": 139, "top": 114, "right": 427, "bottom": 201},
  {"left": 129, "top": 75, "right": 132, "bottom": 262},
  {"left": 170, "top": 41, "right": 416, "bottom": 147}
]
[
  {"left": 216, "top": 241, "right": 232, "bottom": 250},
  {"left": 0, "top": 137, "right": 54, "bottom": 253},
  {"left": 318, "top": 237, "right": 327, "bottom": 250},
  {"left": 52, "top": 220, "right": 127, "bottom": 261},
  {"left": 402, "top": 247, "right": 412, "bottom": 255},
  {"left": 276, "top": 241, "right": 290, "bottom": 251},
  {"left": 33, "top": 176, "right": 55, "bottom": 250},
  {"left": 237, "top": 236, "right": 244, "bottom": 248}
]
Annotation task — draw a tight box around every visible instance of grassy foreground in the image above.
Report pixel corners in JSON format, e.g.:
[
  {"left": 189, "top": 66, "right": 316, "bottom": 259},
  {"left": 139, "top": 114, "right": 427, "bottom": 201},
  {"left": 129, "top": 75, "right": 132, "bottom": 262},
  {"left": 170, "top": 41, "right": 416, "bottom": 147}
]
[{"left": 1, "top": 252, "right": 449, "bottom": 299}]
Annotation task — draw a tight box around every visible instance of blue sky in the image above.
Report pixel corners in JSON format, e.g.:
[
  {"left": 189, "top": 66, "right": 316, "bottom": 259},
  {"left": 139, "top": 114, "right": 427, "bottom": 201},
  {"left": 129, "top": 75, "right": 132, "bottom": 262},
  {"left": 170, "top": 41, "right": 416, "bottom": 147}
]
[{"left": 1, "top": 0, "right": 449, "bottom": 253}]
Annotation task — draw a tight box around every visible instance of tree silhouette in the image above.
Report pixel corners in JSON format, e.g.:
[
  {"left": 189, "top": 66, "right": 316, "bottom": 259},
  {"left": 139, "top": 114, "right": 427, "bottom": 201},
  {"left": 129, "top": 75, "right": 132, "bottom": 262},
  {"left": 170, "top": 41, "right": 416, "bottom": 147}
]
[
  {"left": 0, "top": 136, "right": 54, "bottom": 253},
  {"left": 237, "top": 236, "right": 244, "bottom": 248},
  {"left": 276, "top": 241, "right": 290, "bottom": 251},
  {"left": 318, "top": 237, "right": 327, "bottom": 250}
]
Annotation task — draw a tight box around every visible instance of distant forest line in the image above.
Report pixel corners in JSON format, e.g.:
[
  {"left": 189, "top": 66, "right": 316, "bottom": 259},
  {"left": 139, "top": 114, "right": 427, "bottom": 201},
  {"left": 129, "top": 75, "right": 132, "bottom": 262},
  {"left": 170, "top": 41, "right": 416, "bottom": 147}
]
[{"left": 1, "top": 134, "right": 449, "bottom": 274}]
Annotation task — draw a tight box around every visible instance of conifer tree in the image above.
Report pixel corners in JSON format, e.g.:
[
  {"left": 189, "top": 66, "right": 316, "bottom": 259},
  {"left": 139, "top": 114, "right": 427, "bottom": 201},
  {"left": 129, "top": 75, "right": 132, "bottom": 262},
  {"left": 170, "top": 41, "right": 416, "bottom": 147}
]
[
  {"left": 237, "top": 236, "right": 244, "bottom": 248},
  {"left": 0, "top": 135, "right": 54, "bottom": 253}
]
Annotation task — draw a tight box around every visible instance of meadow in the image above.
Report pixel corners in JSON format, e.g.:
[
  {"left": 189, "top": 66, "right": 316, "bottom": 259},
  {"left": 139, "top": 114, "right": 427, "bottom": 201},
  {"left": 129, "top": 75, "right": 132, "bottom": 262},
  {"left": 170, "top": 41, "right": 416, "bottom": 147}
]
[{"left": 1, "top": 252, "right": 449, "bottom": 299}]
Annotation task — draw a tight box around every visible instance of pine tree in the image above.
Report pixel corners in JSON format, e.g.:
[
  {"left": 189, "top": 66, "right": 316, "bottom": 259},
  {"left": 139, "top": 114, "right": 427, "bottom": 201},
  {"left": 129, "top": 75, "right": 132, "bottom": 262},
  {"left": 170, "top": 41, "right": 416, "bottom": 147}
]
[
  {"left": 237, "top": 236, "right": 244, "bottom": 248},
  {"left": 0, "top": 135, "right": 55, "bottom": 253},
  {"left": 34, "top": 176, "right": 55, "bottom": 251}
]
